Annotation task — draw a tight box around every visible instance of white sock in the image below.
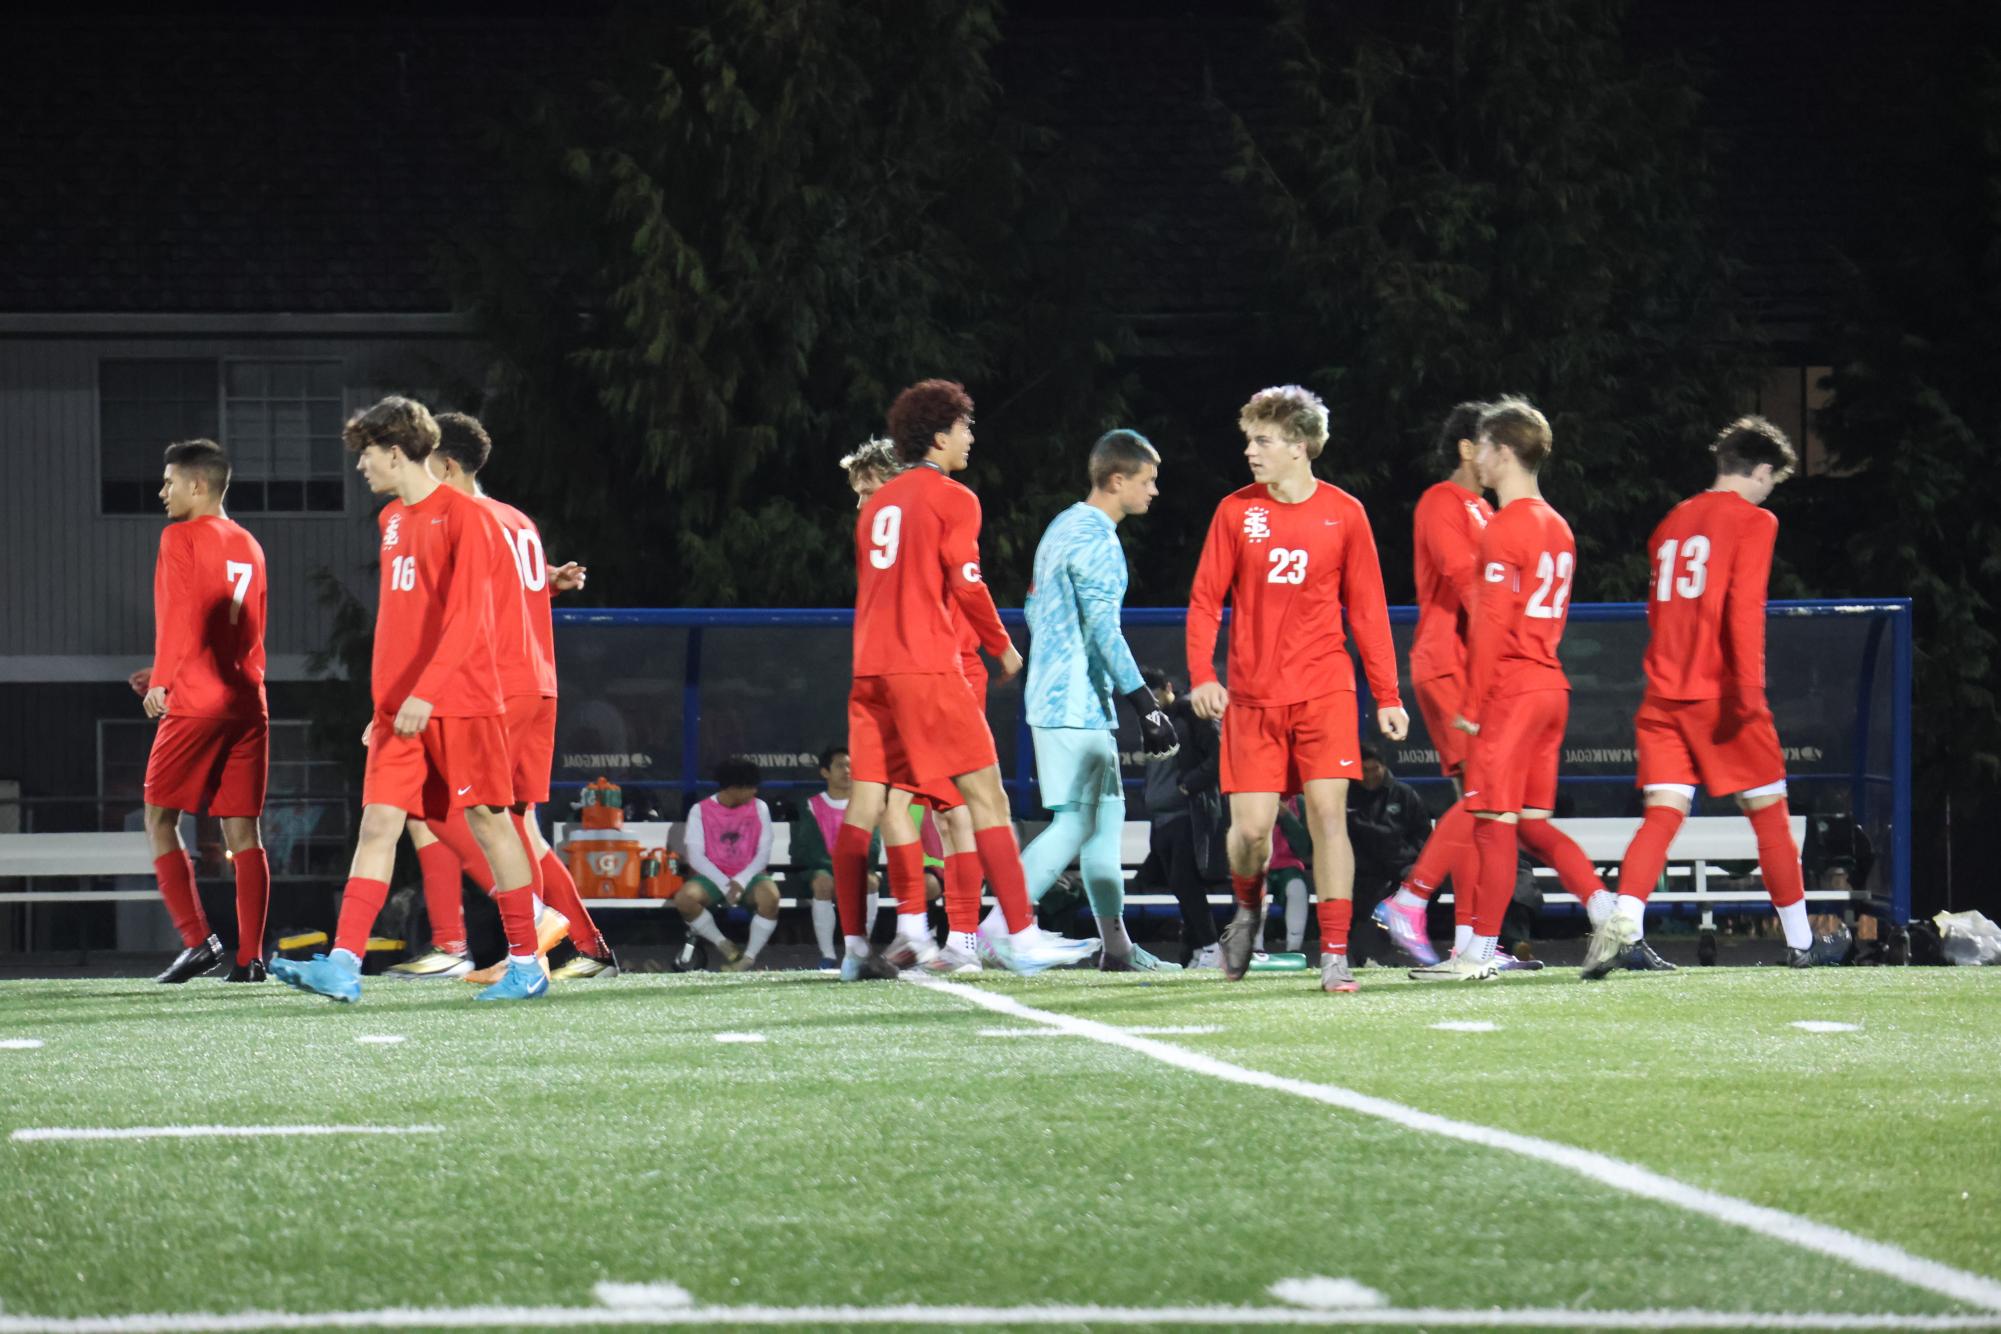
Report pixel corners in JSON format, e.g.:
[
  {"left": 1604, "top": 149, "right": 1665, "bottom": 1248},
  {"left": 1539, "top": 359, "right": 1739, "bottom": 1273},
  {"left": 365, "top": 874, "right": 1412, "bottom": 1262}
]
[
  {"left": 1393, "top": 888, "right": 1426, "bottom": 912},
  {"left": 1583, "top": 889, "right": 1615, "bottom": 927},
  {"left": 896, "top": 912, "right": 934, "bottom": 947},
  {"left": 1012, "top": 922, "right": 1045, "bottom": 951},
  {"left": 844, "top": 934, "right": 870, "bottom": 959},
  {"left": 331, "top": 947, "right": 361, "bottom": 970},
  {"left": 865, "top": 891, "right": 880, "bottom": 934},
  {"left": 688, "top": 909, "right": 727, "bottom": 946},
  {"left": 980, "top": 905, "right": 1007, "bottom": 937},
  {"left": 745, "top": 914, "right": 778, "bottom": 960},
  {"left": 1097, "top": 913, "right": 1132, "bottom": 958},
  {"left": 1775, "top": 899, "right": 1811, "bottom": 950},
  {"left": 1453, "top": 924, "right": 1474, "bottom": 956},
  {"left": 1283, "top": 882, "right": 1309, "bottom": 952},
  {"left": 1473, "top": 934, "right": 1501, "bottom": 962},
  {"left": 810, "top": 900, "right": 838, "bottom": 958},
  {"left": 508, "top": 952, "right": 536, "bottom": 967},
  {"left": 950, "top": 930, "right": 981, "bottom": 956},
  {"left": 1616, "top": 893, "right": 1648, "bottom": 939}
]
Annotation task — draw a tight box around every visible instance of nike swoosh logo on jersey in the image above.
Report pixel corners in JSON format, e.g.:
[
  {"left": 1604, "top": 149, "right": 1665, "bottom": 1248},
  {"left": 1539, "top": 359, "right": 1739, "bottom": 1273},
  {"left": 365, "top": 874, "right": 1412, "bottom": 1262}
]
[
  {"left": 1340, "top": 758, "right": 1353, "bottom": 766},
  {"left": 457, "top": 785, "right": 472, "bottom": 795}
]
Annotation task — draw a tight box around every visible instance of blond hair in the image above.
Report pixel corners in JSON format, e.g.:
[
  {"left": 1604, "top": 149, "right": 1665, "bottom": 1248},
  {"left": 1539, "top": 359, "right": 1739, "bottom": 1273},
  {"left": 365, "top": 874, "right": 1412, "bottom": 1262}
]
[
  {"left": 1477, "top": 396, "right": 1553, "bottom": 472},
  {"left": 1239, "top": 385, "right": 1330, "bottom": 460},
  {"left": 839, "top": 437, "right": 900, "bottom": 486}
]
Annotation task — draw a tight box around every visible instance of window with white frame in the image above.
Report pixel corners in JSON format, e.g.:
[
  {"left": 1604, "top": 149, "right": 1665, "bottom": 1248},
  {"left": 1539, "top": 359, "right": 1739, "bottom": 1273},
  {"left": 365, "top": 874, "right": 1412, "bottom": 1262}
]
[{"left": 100, "top": 358, "right": 347, "bottom": 514}]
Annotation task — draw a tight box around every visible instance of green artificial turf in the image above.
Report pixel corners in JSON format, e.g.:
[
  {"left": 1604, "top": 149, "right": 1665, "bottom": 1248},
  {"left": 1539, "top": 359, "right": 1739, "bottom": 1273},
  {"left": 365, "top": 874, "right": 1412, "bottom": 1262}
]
[{"left": 0, "top": 965, "right": 1997, "bottom": 1329}]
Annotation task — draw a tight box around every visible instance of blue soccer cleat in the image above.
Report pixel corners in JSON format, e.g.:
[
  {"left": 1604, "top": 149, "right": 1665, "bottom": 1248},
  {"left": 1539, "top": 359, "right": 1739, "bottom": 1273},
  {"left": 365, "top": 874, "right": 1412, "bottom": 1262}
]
[
  {"left": 473, "top": 959, "right": 551, "bottom": 1001},
  {"left": 270, "top": 951, "right": 362, "bottom": 1004},
  {"left": 1373, "top": 896, "right": 1439, "bottom": 967}
]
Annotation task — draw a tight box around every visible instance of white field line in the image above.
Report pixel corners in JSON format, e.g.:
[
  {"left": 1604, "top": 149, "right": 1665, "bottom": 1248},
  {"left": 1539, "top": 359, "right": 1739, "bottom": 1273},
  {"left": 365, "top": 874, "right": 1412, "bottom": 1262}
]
[
  {"left": 353, "top": 1036, "right": 405, "bottom": 1046},
  {"left": 0, "top": 1039, "right": 45, "bottom": 1049},
  {"left": 10, "top": 1125, "right": 442, "bottom": 1144},
  {"left": 711, "top": 1033, "right": 767, "bottom": 1044},
  {"left": 1, "top": 1300, "right": 1999, "bottom": 1331},
  {"left": 1429, "top": 1021, "right": 1498, "bottom": 1033},
  {"left": 1791, "top": 1021, "right": 1862, "bottom": 1033},
  {"left": 915, "top": 979, "right": 2001, "bottom": 1315},
  {"left": 976, "top": 1024, "right": 1222, "bottom": 1038}
]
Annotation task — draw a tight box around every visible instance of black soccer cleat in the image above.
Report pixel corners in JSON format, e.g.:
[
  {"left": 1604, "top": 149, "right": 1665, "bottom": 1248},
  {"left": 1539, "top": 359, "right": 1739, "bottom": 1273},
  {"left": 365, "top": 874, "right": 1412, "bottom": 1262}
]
[
  {"left": 223, "top": 959, "right": 267, "bottom": 983},
  {"left": 1620, "top": 940, "right": 1677, "bottom": 972},
  {"left": 155, "top": 935, "right": 226, "bottom": 984},
  {"left": 1783, "top": 946, "right": 1814, "bottom": 969}
]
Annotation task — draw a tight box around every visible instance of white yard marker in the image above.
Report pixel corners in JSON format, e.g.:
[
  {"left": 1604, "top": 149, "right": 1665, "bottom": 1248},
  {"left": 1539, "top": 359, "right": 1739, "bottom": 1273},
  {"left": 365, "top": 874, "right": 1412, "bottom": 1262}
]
[
  {"left": 1270, "top": 1277, "right": 1389, "bottom": 1308},
  {"left": 1430, "top": 1021, "right": 1499, "bottom": 1033},
  {"left": 0, "top": 1038, "right": 44, "bottom": 1050},
  {"left": 978, "top": 1025, "right": 1222, "bottom": 1038},
  {"left": 1790, "top": 1021, "right": 1862, "bottom": 1034},
  {"left": 593, "top": 1282, "right": 694, "bottom": 1309},
  {"left": 913, "top": 978, "right": 2001, "bottom": 1314},
  {"left": 712, "top": 1032, "right": 767, "bottom": 1044},
  {"left": 10, "top": 1124, "right": 443, "bottom": 1144},
  {"left": 355, "top": 1035, "right": 406, "bottom": 1045},
  {"left": 0, "top": 1298, "right": 1995, "bottom": 1330}
]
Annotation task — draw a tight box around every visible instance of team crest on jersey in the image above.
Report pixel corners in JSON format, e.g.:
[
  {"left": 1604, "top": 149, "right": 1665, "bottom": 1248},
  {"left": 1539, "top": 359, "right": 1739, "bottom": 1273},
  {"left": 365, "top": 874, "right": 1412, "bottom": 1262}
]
[
  {"left": 382, "top": 514, "right": 402, "bottom": 549},
  {"left": 1243, "top": 506, "right": 1271, "bottom": 542}
]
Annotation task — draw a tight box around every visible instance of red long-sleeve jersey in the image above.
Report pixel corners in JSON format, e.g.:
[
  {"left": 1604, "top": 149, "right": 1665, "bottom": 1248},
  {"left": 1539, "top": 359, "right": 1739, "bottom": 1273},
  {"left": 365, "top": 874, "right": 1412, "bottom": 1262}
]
[
  {"left": 1410, "top": 480, "right": 1493, "bottom": 683},
  {"left": 476, "top": 494, "right": 559, "bottom": 699},
  {"left": 852, "top": 465, "right": 1010, "bottom": 676},
  {"left": 1186, "top": 481, "right": 1402, "bottom": 709},
  {"left": 372, "top": 484, "right": 506, "bottom": 717},
  {"left": 1642, "top": 490, "right": 1777, "bottom": 706},
  {"left": 148, "top": 515, "right": 268, "bottom": 719},
  {"left": 1462, "top": 497, "right": 1574, "bottom": 725}
]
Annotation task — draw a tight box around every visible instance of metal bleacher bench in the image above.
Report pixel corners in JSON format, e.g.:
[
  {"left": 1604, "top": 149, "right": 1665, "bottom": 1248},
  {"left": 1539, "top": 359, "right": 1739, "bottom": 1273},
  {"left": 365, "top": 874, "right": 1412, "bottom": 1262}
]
[
  {"left": 556, "top": 813, "right": 1819, "bottom": 927},
  {"left": 0, "top": 832, "right": 158, "bottom": 901}
]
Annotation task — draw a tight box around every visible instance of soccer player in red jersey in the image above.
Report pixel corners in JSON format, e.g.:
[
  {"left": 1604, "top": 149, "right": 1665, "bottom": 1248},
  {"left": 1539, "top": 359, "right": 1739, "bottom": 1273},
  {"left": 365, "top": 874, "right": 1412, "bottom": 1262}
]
[
  {"left": 270, "top": 397, "right": 546, "bottom": 1003},
  {"left": 386, "top": 412, "right": 614, "bottom": 983},
  {"left": 1409, "top": 398, "right": 1614, "bottom": 981},
  {"left": 1186, "top": 385, "right": 1409, "bottom": 994},
  {"left": 134, "top": 439, "right": 272, "bottom": 984},
  {"left": 833, "top": 380, "right": 1092, "bottom": 978},
  {"left": 841, "top": 438, "right": 982, "bottom": 972},
  {"left": 1375, "top": 403, "right": 1493, "bottom": 965},
  {"left": 1585, "top": 417, "right": 1808, "bottom": 978}
]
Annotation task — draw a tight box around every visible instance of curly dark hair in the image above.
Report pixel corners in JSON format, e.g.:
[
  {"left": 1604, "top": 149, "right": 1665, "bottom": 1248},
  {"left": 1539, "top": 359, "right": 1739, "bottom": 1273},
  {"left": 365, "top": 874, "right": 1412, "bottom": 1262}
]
[
  {"left": 342, "top": 396, "right": 440, "bottom": 462},
  {"left": 433, "top": 412, "right": 493, "bottom": 475},
  {"left": 886, "top": 379, "right": 974, "bottom": 464},
  {"left": 1432, "top": 401, "right": 1489, "bottom": 476}
]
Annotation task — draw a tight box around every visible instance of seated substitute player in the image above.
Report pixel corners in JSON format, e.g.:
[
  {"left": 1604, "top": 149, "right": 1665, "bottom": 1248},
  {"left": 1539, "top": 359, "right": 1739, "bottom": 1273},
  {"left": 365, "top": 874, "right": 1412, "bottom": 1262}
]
[
  {"left": 1585, "top": 416, "right": 1811, "bottom": 978},
  {"left": 272, "top": 397, "right": 548, "bottom": 1003},
  {"left": 1186, "top": 385, "right": 1409, "bottom": 994},
  {"left": 1013, "top": 428, "right": 1182, "bottom": 971},
  {"left": 1410, "top": 398, "right": 1626, "bottom": 981},
  {"left": 392, "top": 413, "right": 614, "bottom": 983},
  {"left": 133, "top": 439, "right": 272, "bottom": 984},
  {"left": 791, "top": 744, "right": 883, "bottom": 968},
  {"left": 841, "top": 435, "right": 990, "bottom": 976},
  {"left": 831, "top": 379, "right": 1093, "bottom": 979},
  {"left": 674, "top": 756, "right": 782, "bottom": 972}
]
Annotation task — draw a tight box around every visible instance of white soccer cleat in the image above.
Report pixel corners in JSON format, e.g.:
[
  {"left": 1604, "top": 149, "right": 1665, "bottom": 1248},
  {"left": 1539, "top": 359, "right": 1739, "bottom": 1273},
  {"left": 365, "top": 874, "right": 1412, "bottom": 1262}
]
[{"left": 1409, "top": 953, "right": 1498, "bottom": 983}]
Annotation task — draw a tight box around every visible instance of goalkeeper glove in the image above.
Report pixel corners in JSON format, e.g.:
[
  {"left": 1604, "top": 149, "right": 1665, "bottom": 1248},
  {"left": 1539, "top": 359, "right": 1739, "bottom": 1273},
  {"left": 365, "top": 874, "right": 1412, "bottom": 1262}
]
[{"left": 1125, "top": 688, "right": 1180, "bottom": 761}]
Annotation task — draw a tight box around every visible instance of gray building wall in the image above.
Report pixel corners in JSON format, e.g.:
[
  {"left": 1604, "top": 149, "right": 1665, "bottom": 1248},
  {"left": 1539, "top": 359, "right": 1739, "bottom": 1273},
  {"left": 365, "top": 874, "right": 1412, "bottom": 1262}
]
[{"left": 0, "top": 324, "right": 481, "bottom": 678}]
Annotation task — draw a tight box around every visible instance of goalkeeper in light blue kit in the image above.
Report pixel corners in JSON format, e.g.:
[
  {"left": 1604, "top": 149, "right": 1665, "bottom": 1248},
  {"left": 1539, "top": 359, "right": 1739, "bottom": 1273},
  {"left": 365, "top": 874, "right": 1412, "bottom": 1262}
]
[{"left": 1001, "top": 429, "right": 1183, "bottom": 970}]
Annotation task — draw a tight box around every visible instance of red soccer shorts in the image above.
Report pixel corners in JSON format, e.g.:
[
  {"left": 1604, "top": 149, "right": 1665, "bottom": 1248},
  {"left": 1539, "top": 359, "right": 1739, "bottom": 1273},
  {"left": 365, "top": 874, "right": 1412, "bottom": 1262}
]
[
  {"left": 503, "top": 693, "right": 558, "bottom": 806},
  {"left": 362, "top": 711, "right": 513, "bottom": 820},
  {"left": 959, "top": 651, "right": 989, "bottom": 703},
  {"left": 1461, "top": 688, "right": 1568, "bottom": 815},
  {"left": 1413, "top": 673, "right": 1471, "bottom": 776},
  {"left": 1634, "top": 691, "right": 1786, "bottom": 798},
  {"left": 1220, "top": 690, "right": 1360, "bottom": 795},
  {"left": 849, "top": 672, "right": 998, "bottom": 792},
  {"left": 143, "top": 714, "right": 269, "bottom": 818}
]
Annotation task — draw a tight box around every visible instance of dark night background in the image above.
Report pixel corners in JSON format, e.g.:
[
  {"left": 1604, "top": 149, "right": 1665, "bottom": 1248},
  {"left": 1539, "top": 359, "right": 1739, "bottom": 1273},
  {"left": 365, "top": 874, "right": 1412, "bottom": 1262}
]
[{"left": 2, "top": 0, "right": 1997, "bottom": 919}]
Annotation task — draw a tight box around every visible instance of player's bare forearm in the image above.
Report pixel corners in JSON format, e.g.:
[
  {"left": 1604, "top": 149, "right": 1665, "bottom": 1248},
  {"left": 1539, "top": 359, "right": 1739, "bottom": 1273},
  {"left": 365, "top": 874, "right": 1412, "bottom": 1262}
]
[
  {"left": 998, "top": 643, "right": 1024, "bottom": 679},
  {"left": 550, "top": 561, "right": 587, "bottom": 593}
]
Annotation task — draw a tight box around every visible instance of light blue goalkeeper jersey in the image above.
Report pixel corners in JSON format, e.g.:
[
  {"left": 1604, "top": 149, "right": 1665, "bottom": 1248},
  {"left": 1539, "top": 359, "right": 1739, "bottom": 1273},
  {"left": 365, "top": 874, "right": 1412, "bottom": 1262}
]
[{"left": 1023, "top": 502, "right": 1146, "bottom": 730}]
